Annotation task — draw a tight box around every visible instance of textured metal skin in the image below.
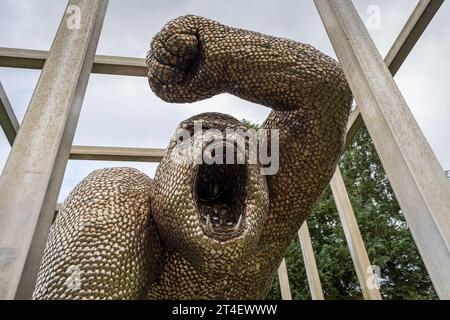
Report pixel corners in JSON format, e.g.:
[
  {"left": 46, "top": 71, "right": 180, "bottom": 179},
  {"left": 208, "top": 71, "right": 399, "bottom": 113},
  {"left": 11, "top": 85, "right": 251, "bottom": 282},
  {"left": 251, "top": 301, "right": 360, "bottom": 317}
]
[
  {"left": 33, "top": 168, "right": 163, "bottom": 299},
  {"left": 33, "top": 15, "right": 352, "bottom": 300}
]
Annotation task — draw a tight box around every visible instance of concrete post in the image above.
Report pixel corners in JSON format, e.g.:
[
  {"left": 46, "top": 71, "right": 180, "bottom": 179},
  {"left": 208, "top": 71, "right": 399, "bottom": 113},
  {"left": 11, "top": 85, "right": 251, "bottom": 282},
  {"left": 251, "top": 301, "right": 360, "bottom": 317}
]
[
  {"left": 278, "top": 259, "right": 293, "bottom": 300},
  {"left": 315, "top": 0, "right": 450, "bottom": 299},
  {"left": 0, "top": 0, "right": 108, "bottom": 299},
  {"left": 330, "top": 169, "right": 382, "bottom": 300},
  {"left": 0, "top": 82, "right": 19, "bottom": 146},
  {"left": 298, "top": 222, "right": 325, "bottom": 300}
]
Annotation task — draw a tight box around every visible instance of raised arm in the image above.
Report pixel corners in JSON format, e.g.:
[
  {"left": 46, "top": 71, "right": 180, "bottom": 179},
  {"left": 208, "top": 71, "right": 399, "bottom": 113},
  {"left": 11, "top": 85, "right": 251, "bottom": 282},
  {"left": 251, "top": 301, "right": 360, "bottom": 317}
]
[{"left": 147, "top": 15, "right": 353, "bottom": 242}]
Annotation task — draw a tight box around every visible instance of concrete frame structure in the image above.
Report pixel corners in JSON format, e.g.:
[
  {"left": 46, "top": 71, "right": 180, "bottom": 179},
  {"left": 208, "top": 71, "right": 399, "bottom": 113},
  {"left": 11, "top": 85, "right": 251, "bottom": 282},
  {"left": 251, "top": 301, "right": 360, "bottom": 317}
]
[
  {"left": 0, "top": 0, "right": 449, "bottom": 300},
  {"left": 330, "top": 169, "right": 382, "bottom": 300},
  {"left": 278, "top": 259, "right": 293, "bottom": 300},
  {"left": 0, "top": 0, "right": 108, "bottom": 300},
  {"left": 315, "top": 0, "right": 450, "bottom": 299},
  {"left": 0, "top": 82, "right": 19, "bottom": 146},
  {"left": 298, "top": 222, "right": 324, "bottom": 300}
]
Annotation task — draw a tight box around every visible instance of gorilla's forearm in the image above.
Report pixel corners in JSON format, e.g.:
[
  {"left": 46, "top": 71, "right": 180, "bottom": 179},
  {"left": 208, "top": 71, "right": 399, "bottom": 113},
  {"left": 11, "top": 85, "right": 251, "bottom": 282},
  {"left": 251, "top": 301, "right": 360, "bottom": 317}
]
[{"left": 147, "top": 15, "right": 351, "bottom": 112}]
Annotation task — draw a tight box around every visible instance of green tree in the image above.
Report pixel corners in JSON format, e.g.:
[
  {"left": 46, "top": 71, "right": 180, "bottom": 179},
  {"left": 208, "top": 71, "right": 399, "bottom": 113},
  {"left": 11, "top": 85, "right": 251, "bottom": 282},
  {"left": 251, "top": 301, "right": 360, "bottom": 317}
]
[
  {"left": 240, "top": 119, "right": 261, "bottom": 131},
  {"left": 260, "top": 125, "right": 437, "bottom": 300}
]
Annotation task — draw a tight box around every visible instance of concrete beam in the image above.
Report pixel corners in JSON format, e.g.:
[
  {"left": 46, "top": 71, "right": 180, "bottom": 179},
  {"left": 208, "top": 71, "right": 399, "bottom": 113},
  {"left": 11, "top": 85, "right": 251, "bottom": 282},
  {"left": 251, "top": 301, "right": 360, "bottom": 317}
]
[
  {"left": 344, "top": 0, "right": 444, "bottom": 149},
  {"left": 315, "top": 0, "right": 450, "bottom": 299},
  {"left": 0, "top": 47, "right": 147, "bottom": 77},
  {"left": 0, "top": 104, "right": 166, "bottom": 163},
  {"left": 0, "top": 82, "right": 19, "bottom": 146},
  {"left": 298, "top": 222, "right": 324, "bottom": 300},
  {"left": 70, "top": 145, "right": 165, "bottom": 162},
  {"left": 384, "top": 0, "right": 444, "bottom": 76},
  {"left": 330, "top": 169, "right": 382, "bottom": 300},
  {"left": 278, "top": 258, "right": 292, "bottom": 300},
  {"left": 0, "top": 0, "right": 108, "bottom": 300}
]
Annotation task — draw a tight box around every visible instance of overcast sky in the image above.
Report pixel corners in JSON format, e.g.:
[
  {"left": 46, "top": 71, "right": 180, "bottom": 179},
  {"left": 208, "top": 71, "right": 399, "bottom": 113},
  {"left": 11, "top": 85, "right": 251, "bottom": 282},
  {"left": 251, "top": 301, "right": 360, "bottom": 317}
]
[{"left": 0, "top": 0, "right": 449, "bottom": 201}]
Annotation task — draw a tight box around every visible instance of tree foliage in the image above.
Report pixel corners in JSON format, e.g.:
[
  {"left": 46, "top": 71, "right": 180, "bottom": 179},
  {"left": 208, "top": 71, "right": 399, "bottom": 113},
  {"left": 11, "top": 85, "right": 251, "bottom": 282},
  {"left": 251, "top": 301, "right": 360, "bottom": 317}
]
[{"left": 262, "top": 125, "right": 437, "bottom": 300}]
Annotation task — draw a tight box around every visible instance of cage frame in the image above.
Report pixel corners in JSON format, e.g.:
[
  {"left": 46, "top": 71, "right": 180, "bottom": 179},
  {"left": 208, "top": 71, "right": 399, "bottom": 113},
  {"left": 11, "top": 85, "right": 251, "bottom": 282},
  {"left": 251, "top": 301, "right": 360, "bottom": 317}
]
[{"left": 0, "top": 0, "right": 448, "bottom": 300}]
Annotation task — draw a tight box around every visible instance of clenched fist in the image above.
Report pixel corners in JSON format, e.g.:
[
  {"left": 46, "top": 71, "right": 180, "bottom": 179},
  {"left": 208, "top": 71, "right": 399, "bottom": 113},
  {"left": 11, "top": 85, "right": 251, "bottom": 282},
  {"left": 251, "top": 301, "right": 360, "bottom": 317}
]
[
  {"left": 146, "top": 15, "right": 348, "bottom": 111},
  {"left": 146, "top": 15, "right": 227, "bottom": 103}
]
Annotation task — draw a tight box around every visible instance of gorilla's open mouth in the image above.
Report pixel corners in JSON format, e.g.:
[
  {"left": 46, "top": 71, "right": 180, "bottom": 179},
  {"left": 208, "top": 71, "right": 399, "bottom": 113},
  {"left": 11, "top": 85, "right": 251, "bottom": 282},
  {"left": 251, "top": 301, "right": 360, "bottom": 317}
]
[{"left": 193, "top": 162, "right": 247, "bottom": 241}]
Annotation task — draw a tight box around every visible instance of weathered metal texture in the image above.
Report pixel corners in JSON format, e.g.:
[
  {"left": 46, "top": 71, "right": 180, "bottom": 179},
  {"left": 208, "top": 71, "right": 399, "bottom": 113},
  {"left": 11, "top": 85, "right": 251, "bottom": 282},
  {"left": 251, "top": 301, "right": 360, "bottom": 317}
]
[
  {"left": 70, "top": 145, "right": 165, "bottom": 162},
  {"left": 0, "top": 0, "right": 108, "bottom": 300},
  {"left": 315, "top": 0, "right": 450, "bottom": 299},
  {"left": 0, "top": 82, "right": 19, "bottom": 146},
  {"left": 278, "top": 258, "right": 292, "bottom": 300},
  {"left": 298, "top": 222, "right": 324, "bottom": 300},
  {"left": 330, "top": 168, "right": 382, "bottom": 300},
  {"left": 0, "top": 47, "right": 147, "bottom": 77},
  {"left": 344, "top": 0, "right": 444, "bottom": 149}
]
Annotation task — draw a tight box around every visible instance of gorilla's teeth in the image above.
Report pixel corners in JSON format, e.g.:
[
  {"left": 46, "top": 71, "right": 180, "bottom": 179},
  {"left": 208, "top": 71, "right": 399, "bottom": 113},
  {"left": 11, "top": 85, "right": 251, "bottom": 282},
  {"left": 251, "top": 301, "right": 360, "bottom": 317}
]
[
  {"left": 206, "top": 214, "right": 213, "bottom": 230},
  {"left": 213, "top": 184, "right": 220, "bottom": 196},
  {"left": 235, "top": 215, "right": 243, "bottom": 230}
]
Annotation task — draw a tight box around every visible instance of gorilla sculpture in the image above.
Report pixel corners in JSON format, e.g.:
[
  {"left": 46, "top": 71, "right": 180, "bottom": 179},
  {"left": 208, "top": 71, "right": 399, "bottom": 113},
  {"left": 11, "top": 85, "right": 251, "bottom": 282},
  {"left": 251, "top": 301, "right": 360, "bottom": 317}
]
[{"left": 33, "top": 15, "right": 352, "bottom": 300}]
